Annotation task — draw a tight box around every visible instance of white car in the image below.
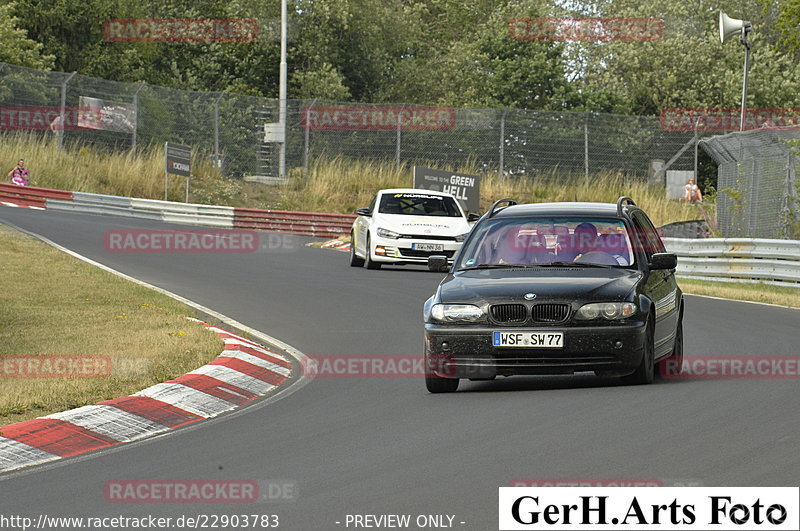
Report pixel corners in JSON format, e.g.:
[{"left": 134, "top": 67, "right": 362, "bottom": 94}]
[{"left": 350, "top": 189, "right": 478, "bottom": 269}]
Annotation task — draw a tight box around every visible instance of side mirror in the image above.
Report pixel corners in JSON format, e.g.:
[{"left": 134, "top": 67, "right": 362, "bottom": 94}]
[
  {"left": 467, "top": 213, "right": 480, "bottom": 222},
  {"left": 649, "top": 252, "right": 677, "bottom": 270},
  {"left": 355, "top": 208, "right": 371, "bottom": 217},
  {"left": 427, "top": 255, "right": 450, "bottom": 273}
]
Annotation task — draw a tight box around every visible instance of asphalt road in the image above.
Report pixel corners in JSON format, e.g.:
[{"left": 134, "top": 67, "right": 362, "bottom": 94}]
[{"left": 1, "top": 207, "right": 798, "bottom": 530}]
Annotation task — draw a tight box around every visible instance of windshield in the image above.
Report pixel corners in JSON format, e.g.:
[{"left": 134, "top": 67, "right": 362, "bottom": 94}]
[
  {"left": 378, "top": 193, "right": 462, "bottom": 217},
  {"left": 457, "top": 216, "right": 635, "bottom": 269}
]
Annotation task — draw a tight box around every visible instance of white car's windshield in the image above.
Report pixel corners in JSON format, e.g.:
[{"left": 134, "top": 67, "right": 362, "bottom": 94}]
[
  {"left": 458, "top": 217, "right": 635, "bottom": 268},
  {"left": 378, "top": 193, "right": 462, "bottom": 217}
]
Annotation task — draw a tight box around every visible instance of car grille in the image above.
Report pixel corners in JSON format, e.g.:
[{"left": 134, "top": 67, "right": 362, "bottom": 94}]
[
  {"left": 490, "top": 304, "right": 527, "bottom": 323},
  {"left": 531, "top": 303, "right": 570, "bottom": 323},
  {"left": 398, "top": 249, "right": 456, "bottom": 258}
]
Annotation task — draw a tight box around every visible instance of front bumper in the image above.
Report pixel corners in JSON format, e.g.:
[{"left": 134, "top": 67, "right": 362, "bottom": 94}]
[
  {"left": 424, "top": 321, "right": 647, "bottom": 378},
  {"left": 371, "top": 235, "right": 462, "bottom": 264}
]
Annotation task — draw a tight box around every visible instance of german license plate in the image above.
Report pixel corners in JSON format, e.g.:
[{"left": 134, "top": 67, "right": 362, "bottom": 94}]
[
  {"left": 493, "top": 331, "right": 564, "bottom": 348},
  {"left": 412, "top": 243, "right": 444, "bottom": 252}
]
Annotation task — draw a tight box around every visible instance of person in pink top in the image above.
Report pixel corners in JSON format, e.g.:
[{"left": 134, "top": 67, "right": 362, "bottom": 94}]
[{"left": 7, "top": 159, "right": 30, "bottom": 186}]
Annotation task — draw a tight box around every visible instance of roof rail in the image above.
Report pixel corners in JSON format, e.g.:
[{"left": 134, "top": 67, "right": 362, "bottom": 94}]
[
  {"left": 488, "top": 198, "right": 517, "bottom": 218},
  {"left": 616, "top": 196, "right": 636, "bottom": 217}
]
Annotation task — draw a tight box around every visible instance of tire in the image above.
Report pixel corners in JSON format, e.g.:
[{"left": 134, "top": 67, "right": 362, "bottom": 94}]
[
  {"left": 657, "top": 319, "right": 683, "bottom": 379},
  {"left": 349, "top": 232, "right": 365, "bottom": 267},
  {"left": 622, "top": 318, "right": 654, "bottom": 385},
  {"left": 424, "top": 347, "right": 459, "bottom": 393},
  {"left": 364, "top": 234, "right": 381, "bottom": 270}
]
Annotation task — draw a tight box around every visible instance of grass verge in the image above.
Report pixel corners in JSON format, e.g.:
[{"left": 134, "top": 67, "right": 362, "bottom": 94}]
[
  {"left": 0, "top": 224, "right": 224, "bottom": 427},
  {"left": 678, "top": 278, "right": 800, "bottom": 309}
]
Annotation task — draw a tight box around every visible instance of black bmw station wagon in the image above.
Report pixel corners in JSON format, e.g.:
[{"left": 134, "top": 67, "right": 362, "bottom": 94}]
[{"left": 423, "top": 197, "right": 683, "bottom": 393}]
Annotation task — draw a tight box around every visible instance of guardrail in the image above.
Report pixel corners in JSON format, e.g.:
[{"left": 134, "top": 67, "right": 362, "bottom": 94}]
[
  {"left": 664, "top": 237, "right": 800, "bottom": 287},
  {"left": 0, "top": 184, "right": 355, "bottom": 238}
]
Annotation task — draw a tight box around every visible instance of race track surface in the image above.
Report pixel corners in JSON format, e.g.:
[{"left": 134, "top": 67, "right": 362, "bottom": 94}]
[{"left": 1, "top": 207, "right": 798, "bottom": 530}]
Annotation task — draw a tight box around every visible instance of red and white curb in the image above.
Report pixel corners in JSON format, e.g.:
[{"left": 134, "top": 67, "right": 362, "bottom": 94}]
[
  {"left": 1, "top": 200, "right": 45, "bottom": 210},
  {"left": 0, "top": 319, "right": 293, "bottom": 474},
  {"left": 315, "top": 239, "right": 351, "bottom": 252}
]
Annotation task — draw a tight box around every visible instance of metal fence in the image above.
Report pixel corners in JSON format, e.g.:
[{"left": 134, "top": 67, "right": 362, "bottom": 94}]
[
  {"left": 700, "top": 129, "right": 800, "bottom": 239},
  {"left": 1, "top": 61, "right": 711, "bottom": 180}
]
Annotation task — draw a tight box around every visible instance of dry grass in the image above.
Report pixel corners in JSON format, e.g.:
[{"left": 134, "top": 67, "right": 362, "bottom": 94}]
[
  {"left": 0, "top": 224, "right": 223, "bottom": 426},
  {"left": 678, "top": 278, "right": 800, "bottom": 309},
  {"left": 2, "top": 134, "right": 710, "bottom": 226},
  {"left": 280, "top": 156, "right": 710, "bottom": 227}
]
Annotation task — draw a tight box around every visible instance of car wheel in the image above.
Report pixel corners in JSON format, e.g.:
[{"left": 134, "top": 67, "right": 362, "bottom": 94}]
[
  {"left": 349, "top": 232, "right": 365, "bottom": 267},
  {"left": 364, "top": 234, "right": 381, "bottom": 270},
  {"left": 657, "top": 319, "right": 683, "bottom": 379},
  {"left": 622, "top": 318, "right": 654, "bottom": 385},
  {"left": 424, "top": 346, "right": 459, "bottom": 393}
]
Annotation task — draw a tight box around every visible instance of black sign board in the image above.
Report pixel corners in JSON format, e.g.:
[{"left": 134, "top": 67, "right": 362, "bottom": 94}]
[
  {"left": 165, "top": 142, "right": 191, "bottom": 177},
  {"left": 412, "top": 166, "right": 480, "bottom": 213}
]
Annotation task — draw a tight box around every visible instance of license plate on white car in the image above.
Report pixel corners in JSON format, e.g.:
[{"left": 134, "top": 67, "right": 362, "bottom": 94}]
[
  {"left": 493, "top": 331, "right": 564, "bottom": 348},
  {"left": 412, "top": 243, "right": 444, "bottom": 252}
]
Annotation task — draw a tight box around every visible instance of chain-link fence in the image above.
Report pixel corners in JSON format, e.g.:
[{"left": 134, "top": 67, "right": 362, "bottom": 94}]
[
  {"left": 2, "top": 61, "right": 715, "bottom": 181},
  {"left": 700, "top": 129, "right": 800, "bottom": 239}
]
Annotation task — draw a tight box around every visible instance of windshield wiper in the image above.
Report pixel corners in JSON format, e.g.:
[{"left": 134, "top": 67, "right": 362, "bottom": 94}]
[
  {"left": 458, "top": 263, "right": 536, "bottom": 271},
  {"left": 540, "top": 261, "right": 617, "bottom": 268}
]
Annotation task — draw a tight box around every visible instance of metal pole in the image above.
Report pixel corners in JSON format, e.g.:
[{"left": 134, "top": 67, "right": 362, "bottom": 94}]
[
  {"left": 213, "top": 92, "right": 225, "bottom": 169},
  {"left": 396, "top": 105, "right": 403, "bottom": 170},
  {"left": 584, "top": 112, "right": 589, "bottom": 186},
  {"left": 59, "top": 72, "right": 77, "bottom": 149},
  {"left": 499, "top": 109, "right": 506, "bottom": 179},
  {"left": 278, "top": 0, "right": 288, "bottom": 179},
  {"left": 304, "top": 97, "right": 317, "bottom": 178},
  {"left": 185, "top": 175, "right": 190, "bottom": 203},
  {"left": 739, "top": 29, "right": 752, "bottom": 132},
  {"left": 164, "top": 142, "right": 169, "bottom": 201},
  {"left": 132, "top": 82, "right": 145, "bottom": 154},
  {"left": 694, "top": 118, "right": 700, "bottom": 182}
]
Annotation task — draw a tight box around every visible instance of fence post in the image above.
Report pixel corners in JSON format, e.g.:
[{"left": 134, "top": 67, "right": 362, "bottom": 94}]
[
  {"left": 213, "top": 92, "right": 225, "bottom": 170},
  {"left": 584, "top": 112, "right": 589, "bottom": 186},
  {"left": 499, "top": 109, "right": 507, "bottom": 179},
  {"left": 396, "top": 105, "right": 404, "bottom": 170},
  {"left": 304, "top": 98, "right": 317, "bottom": 178},
  {"left": 59, "top": 72, "right": 77, "bottom": 149},
  {"left": 132, "top": 82, "right": 145, "bottom": 154}
]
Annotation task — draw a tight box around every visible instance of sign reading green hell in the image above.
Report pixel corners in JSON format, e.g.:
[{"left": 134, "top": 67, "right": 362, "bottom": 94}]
[{"left": 413, "top": 166, "right": 480, "bottom": 213}]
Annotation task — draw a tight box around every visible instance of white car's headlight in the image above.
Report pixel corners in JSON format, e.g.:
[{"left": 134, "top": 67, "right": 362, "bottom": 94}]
[
  {"left": 455, "top": 232, "right": 469, "bottom": 242},
  {"left": 430, "top": 304, "right": 484, "bottom": 323},
  {"left": 575, "top": 302, "right": 636, "bottom": 320},
  {"left": 376, "top": 227, "right": 401, "bottom": 239}
]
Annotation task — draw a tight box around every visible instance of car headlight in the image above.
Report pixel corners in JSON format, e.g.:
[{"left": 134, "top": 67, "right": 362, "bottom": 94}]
[
  {"left": 455, "top": 232, "right": 469, "bottom": 242},
  {"left": 376, "top": 227, "right": 401, "bottom": 239},
  {"left": 430, "top": 304, "right": 484, "bottom": 323},
  {"left": 575, "top": 302, "right": 636, "bottom": 320}
]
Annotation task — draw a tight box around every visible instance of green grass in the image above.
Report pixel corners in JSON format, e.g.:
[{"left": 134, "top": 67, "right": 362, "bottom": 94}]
[
  {"left": 2, "top": 133, "right": 710, "bottom": 227},
  {"left": 0, "top": 224, "right": 224, "bottom": 427},
  {"left": 678, "top": 278, "right": 800, "bottom": 309}
]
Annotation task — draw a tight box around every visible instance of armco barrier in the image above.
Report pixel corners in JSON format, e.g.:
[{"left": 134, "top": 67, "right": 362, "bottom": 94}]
[
  {"left": 0, "top": 184, "right": 354, "bottom": 238},
  {"left": 664, "top": 237, "right": 800, "bottom": 287},
  {"left": 234, "top": 208, "right": 354, "bottom": 237}
]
